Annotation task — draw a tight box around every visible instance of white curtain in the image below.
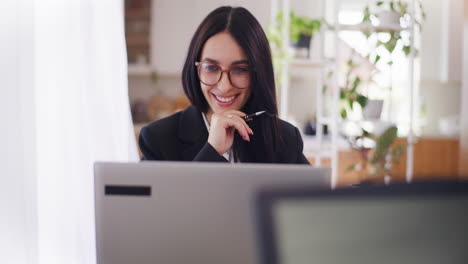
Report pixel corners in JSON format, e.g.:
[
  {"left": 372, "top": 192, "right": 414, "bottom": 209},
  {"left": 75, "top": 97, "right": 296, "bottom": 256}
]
[{"left": 1, "top": 0, "right": 138, "bottom": 263}]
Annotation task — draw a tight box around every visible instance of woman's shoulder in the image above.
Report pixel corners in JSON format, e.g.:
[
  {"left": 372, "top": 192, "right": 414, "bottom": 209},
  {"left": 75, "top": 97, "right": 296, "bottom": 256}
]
[
  {"left": 140, "top": 104, "right": 204, "bottom": 141},
  {"left": 143, "top": 110, "right": 183, "bottom": 134},
  {"left": 276, "top": 119, "right": 304, "bottom": 145},
  {"left": 277, "top": 119, "right": 300, "bottom": 136}
]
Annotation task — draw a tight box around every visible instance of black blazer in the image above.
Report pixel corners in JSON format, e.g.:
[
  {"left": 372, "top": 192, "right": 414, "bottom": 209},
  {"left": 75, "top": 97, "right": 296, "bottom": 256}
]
[{"left": 139, "top": 105, "right": 310, "bottom": 164}]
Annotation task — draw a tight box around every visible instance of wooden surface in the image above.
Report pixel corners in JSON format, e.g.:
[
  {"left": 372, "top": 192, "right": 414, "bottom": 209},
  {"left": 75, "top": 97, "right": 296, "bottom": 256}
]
[{"left": 309, "top": 137, "right": 460, "bottom": 187}]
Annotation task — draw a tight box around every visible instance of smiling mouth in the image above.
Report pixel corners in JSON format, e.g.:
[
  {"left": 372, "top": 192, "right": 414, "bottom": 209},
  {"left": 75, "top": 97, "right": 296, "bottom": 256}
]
[{"left": 213, "top": 94, "right": 237, "bottom": 103}]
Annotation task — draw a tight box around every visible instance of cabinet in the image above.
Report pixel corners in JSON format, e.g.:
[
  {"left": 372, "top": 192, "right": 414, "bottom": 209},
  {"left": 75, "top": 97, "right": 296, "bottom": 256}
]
[{"left": 125, "top": 0, "right": 152, "bottom": 75}]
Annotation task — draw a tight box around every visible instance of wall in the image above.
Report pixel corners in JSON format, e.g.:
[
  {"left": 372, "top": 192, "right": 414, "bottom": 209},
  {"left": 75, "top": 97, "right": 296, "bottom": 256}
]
[
  {"left": 419, "top": 0, "right": 463, "bottom": 136},
  {"left": 151, "top": 0, "right": 270, "bottom": 75}
]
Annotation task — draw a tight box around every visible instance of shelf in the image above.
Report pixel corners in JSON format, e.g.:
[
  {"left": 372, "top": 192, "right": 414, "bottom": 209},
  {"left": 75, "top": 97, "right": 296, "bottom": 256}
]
[
  {"left": 338, "top": 23, "right": 405, "bottom": 33},
  {"left": 126, "top": 36, "right": 150, "bottom": 47},
  {"left": 302, "top": 135, "right": 350, "bottom": 158},
  {"left": 317, "top": 117, "right": 333, "bottom": 125},
  {"left": 125, "top": 3, "right": 151, "bottom": 66},
  {"left": 125, "top": 8, "right": 151, "bottom": 19},
  {"left": 128, "top": 64, "right": 153, "bottom": 76}
]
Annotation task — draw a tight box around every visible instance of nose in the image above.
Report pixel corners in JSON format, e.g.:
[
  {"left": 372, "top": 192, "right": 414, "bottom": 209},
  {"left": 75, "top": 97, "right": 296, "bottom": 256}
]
[{"left": 217, "top": 71, "right": 232, "bottom": 92}]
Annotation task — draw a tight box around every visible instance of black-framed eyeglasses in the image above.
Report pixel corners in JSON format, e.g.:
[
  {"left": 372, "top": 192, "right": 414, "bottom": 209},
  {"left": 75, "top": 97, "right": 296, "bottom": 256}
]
[{"left": 195, "top": 61, "right": 250, "bottom": 89}]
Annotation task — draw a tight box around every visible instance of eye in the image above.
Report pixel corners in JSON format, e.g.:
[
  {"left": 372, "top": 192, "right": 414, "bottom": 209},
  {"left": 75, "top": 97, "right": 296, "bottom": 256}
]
[
  {"left": 203, "top": 64, "right": 219, "bottom": 72},
  {"left": 231, "top": 67, "right": 249, "bottom": 74}
]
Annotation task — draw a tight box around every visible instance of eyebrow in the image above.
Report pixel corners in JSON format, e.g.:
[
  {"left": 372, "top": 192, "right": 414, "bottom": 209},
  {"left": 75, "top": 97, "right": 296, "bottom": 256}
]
[{"left": 201, "top": 58, "right": 249, "bottom": 65}]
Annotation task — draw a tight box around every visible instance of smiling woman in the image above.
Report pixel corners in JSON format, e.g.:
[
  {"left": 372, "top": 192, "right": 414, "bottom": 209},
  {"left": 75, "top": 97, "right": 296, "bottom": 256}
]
[{"left": 138, "top": 6, "right": 309, "bottom": 164}]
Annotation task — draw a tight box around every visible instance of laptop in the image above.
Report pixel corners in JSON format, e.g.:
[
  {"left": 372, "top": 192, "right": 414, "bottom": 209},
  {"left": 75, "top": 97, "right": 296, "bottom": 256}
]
[
  {"left": 94, "top": 161, "right": 329, "bottom": 264},
  {"left": 255, "top": 181, "right": 468, "bottom": 264}
]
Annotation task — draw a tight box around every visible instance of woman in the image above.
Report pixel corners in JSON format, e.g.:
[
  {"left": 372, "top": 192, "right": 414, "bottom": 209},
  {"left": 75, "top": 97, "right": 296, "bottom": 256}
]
[{"left": 139, "top": 6, "right": 309, "bottom": 164}]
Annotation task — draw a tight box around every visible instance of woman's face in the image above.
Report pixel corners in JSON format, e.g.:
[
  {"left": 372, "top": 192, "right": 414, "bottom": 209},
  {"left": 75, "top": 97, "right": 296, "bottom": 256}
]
[{"left": 198, "top": 32, "right": 251, "bottom": 118}]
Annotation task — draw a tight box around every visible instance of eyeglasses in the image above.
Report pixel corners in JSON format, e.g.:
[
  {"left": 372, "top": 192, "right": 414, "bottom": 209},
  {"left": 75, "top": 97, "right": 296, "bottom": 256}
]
[{"left": 195, "top": 61, "right": 250, "bottom": 89}]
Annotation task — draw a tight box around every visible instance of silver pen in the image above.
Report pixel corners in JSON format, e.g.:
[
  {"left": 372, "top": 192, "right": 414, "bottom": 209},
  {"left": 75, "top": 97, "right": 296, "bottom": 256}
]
[{"left": 242, "top": 111, "right": 267, "bottom": 122}]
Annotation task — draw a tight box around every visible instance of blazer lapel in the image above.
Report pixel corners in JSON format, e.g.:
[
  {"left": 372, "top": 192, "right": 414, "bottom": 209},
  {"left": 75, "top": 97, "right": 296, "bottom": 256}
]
[{"left": 178, "top": 105, "right": 209, "bottom": 161}]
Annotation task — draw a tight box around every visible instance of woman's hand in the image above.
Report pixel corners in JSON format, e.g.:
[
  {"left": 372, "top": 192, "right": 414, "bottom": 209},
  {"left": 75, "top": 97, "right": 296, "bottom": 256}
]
[{"left": 208, "top": 110, "right": 254, "bottom": 155}]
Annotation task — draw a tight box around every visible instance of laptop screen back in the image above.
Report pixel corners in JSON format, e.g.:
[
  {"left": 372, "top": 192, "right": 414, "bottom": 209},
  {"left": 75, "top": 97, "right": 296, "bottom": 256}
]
[{"left": 94, "top": 161, "right": 330, "bottom": 264}]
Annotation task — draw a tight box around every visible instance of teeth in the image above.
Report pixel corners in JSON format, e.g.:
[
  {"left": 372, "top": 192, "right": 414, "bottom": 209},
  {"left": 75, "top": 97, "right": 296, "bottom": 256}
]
[{"left": 215, "top": 95, "right": 236, "bottom": 103}]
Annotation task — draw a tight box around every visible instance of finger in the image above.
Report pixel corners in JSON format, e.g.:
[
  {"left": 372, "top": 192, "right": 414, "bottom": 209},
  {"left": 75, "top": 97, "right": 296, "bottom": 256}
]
[
  {"left": 228, "top": 114, "right": 253, "bottom": 135},
  {"left": 224, "top": 117, "right": 251, "bottom": 141},
  {"left": 222, "top": 110, "right": 246, "bottom": 117}
]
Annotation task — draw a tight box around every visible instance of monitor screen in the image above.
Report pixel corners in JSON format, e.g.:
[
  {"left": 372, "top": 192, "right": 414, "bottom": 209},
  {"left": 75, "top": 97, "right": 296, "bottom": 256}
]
[{"left": 272, "top": 196, "right": 468, "bottom": 264}]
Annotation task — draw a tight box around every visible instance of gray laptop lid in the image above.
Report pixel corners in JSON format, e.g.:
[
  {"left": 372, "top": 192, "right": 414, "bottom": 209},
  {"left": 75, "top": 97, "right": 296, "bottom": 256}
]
[{"left": 94, "top": 161, "right": 329, "bottom": 264}]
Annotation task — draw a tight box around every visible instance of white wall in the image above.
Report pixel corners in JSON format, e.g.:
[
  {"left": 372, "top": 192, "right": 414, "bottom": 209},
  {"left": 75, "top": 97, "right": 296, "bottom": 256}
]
[
  {"left": 415, "top": 0, "right": 463, "bottom": 135},
  {"left": 420, "top": 0, "right": 444, "bottom": 81},
  {"left": 151, "top": 0, "right": 270, "bottom": 75}
]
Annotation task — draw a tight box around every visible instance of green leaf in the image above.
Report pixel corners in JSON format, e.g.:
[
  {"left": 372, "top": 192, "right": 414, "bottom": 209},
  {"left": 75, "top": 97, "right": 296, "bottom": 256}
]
[
  {"left": 371, "top": 126, "right": 398, "bottom": 164},
  {"left": 374, "top": 55, "right": 381, "bottom": 64},
  {"left": 376, "top": 1, "right": 384, "bottom": 6},
  {"left": 348, "top": 98, "right": 354, "bottom": 110},
  {"left": 357, "top": 95, "right": 368, "bottom": 108},
  {"left": 340, "top": 89, "right": 347, "bottom": 99},
  {"left": 383, "top": 37, "right": 398, "bottom": 53},
  {"left": 346, "top": 164, "right": 357, "bottom": 172},
  {"left": 397, "top": 1, "right": 408, "bottom": 15},
  {"left": 389, "top": 2, "right": 395, "bottom": 11},
  {"left": 341, "top": 108, "right": 347, "bottom": 119},
  {"left": 322, "top": 84, "right": 328, "bottom": 94},
  {"left": 391, "top": 144, "right": 406, "bottom": 163},
  {"left": 403, "top": 45, "right": 411, "bottom": 56},
  {"left": 351, "top": 77, "right": 361, "bottom": 92},
  {"left": 361, "top": 128, "right": 372, "bottom": 137},
  {"left": 150, "top": 71, "right": 159, "bottom": 83},
  {"left": 362, "top": 6, "right": 371, "bottom": 22}
]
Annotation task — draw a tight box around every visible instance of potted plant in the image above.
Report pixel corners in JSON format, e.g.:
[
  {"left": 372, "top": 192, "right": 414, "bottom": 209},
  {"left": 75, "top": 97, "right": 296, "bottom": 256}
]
[
  {"left": 336, "top": 52, "right": 374, "bottom": 120},
  {"left": 362, "top": 99, "right": 384, "bottom": 120},
  {"left": 269, "top": 11, "right": 321, "bottom": 58},
  {"left": 289, "top": 11, "right": 321, "bottom": 57},
  {"left": 362, "top": 0, "right": 426, "bottom": 64}
]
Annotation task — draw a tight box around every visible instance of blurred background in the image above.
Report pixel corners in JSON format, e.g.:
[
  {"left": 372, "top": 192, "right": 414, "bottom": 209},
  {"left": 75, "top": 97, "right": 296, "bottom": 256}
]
[
  {"left": 125, "top": 0, "right": 467, "bottom": 185},
  {"left": 1, "top": 1, "right": 467, "bottom": 263}
]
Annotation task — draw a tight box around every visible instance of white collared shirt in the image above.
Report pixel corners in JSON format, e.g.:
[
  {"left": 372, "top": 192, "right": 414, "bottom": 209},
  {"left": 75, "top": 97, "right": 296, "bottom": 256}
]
[{"left": 201, "top": 112, "right": 234, "bottom": 163}]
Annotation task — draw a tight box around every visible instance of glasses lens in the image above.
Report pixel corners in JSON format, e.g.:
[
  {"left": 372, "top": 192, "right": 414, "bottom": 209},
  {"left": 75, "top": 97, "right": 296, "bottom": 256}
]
[
  {"left": 198, "top": 63, "right": 221, "bottom": 86},
  {"left": 229, "top": 66, "right": 250, "bottom": 89}
]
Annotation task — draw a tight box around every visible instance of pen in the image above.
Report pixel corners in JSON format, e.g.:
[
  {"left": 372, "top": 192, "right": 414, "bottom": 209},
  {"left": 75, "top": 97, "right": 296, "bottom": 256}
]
[{"left": 242, "top": 111, "right": 267, "bottom": 122}]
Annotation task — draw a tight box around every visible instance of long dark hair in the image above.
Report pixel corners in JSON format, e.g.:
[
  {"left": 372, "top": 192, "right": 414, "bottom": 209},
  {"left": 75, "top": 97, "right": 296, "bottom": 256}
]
[{"left": 182, "top": 6, "right": 283, "bottom": 163}]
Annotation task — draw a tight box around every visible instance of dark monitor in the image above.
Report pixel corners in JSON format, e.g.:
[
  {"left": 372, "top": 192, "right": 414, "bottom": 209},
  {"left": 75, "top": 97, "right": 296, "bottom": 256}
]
[{"left": 255, "top": 181, "right": 468, "bottom": 264}]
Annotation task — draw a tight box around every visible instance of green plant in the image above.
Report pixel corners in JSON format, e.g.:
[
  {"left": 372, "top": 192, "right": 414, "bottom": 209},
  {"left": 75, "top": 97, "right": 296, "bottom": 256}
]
[
  {"left": 290, "top": 11, "right": 321, "bottom": 43},
  {"left": 273, "top": 11, "right": 321, "bottom": 43},
  {"left": 323, "top": 51, "right": 377, "bottom": 120},
  {"left": 339, "top": 58, "right": 369, "bottom": 119},
  {"left": 266, "top": 17, "right": 293, "bottom": 90},
  {"left": 346, "top": 125, "right": 406, "bottom": 180},
  {"left": 266, "top": 11, "right": 321, "bottom": 91},
  {"left": 362, "top": 0, "right": 426, "bottom": 64}
]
